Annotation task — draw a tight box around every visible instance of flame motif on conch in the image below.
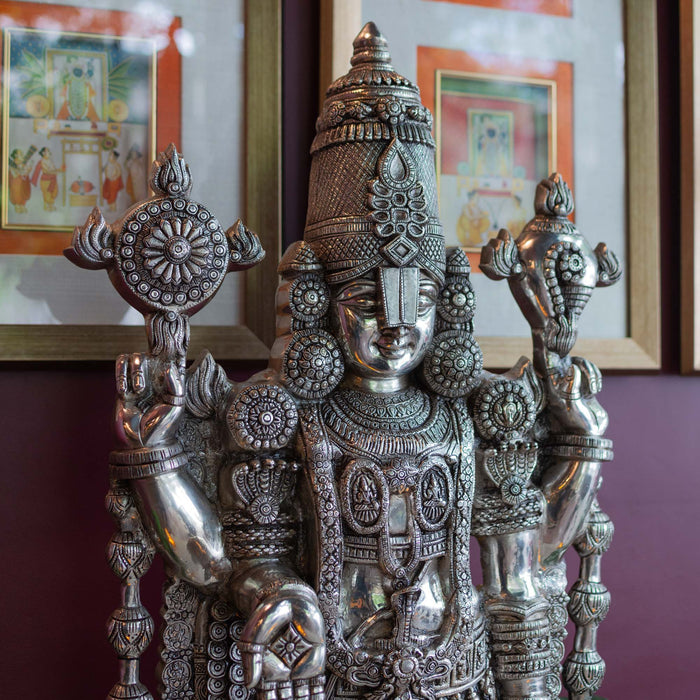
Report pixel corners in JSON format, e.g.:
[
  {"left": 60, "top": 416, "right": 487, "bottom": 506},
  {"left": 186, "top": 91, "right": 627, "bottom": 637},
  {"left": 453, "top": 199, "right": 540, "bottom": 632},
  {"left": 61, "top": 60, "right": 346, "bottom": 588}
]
[
  {"left": 150, "top": 144, "right": 193, "bottom": 198},
  {"left": 535, "top": 173, "right": 574, "bottom": 218},
  {"left": 479, "top": 228, "right": 524, "bottom": 280},
  {"left": 64, "top": 206, "right": 114, "bottom": 269},
  {"left": 186, "top": 350, "right": 232, "bottom": 419}
]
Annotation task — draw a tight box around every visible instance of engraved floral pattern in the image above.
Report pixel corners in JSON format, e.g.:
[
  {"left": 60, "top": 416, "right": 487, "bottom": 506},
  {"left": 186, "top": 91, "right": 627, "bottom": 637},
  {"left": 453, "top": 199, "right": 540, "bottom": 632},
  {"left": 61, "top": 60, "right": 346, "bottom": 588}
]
[
  {"left": 369, "top": 180, "right": 428, "bottom": 239},
  {"left": 375, "top": 96, "right": 406, "bottom": 125},
  {"left": 558, "top": 250, "right": 585, "bottom": 282},
  {"left": 142, "top": 217, "right": 209, "bottom": 284}
]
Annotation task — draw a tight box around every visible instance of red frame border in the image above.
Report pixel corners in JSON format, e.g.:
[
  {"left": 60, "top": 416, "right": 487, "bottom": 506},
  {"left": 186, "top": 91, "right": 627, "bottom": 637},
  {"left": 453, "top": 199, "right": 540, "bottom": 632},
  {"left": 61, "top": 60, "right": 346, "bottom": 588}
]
[{"left": 421, "top": 0, "right": 572, "bottom": 18}]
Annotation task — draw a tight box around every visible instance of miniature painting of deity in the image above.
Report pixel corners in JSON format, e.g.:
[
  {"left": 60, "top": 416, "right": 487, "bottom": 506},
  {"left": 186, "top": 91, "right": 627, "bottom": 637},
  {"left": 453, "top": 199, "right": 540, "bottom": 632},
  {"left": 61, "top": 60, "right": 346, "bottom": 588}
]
[
  {"left": 2, "top": 27, "right": 154, "bottom": 235},
  {"left": 437, "top": 72, "right": 553, "bottom": 252},
  {"left": 416, "top": 47, "right": 572, "bottom": 267}
]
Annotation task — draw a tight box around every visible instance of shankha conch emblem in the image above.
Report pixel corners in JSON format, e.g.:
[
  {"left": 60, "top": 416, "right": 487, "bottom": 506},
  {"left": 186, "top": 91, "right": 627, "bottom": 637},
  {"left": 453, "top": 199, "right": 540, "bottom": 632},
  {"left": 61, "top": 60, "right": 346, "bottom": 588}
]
[{"left": 65, "top": 144, "right": 264, "bottom": 363}]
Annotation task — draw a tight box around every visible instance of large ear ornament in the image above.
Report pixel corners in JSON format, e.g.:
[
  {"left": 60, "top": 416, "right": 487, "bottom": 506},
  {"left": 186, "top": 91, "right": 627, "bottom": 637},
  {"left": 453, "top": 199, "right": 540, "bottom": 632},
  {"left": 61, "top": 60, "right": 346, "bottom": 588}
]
[
  {"left": 424, "top": 247, "right": 483, "bottom": 397},
  {"left": 480, "top": 228, "right": 525, "bottom": 280},
  {"left": 594, "top": 242, "right": 622, "bottom": 287},
  {"left": 280, "top": 329, "right": 344, "bottom": 401},
  {"left": 421, "top": 330, "right": 483, "bottom": 398}
]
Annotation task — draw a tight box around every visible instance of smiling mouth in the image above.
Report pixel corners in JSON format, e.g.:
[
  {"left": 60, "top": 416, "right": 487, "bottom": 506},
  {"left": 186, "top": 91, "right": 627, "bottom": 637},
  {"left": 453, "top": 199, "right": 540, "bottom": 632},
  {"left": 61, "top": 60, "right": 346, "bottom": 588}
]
[{"left": 375, "top": 338, "right": 413, "bottom": 359}]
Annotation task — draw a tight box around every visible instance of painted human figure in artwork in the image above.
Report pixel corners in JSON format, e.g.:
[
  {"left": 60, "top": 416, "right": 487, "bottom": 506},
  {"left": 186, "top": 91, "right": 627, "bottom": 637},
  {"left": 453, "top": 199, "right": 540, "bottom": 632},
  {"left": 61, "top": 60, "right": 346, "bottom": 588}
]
[
  {"left": 56, "top": 58, "right": 100, "bottom": 123},
  {"left": 8, "top": 146, "right": 36, "bottom": 213},
  {"left": 68, "top": 23, "right": 621, "bottom": 700},
  {"left": 31, "top": 147, "right": 63, "bottom": 212},
  {"left": 103, "top": 150, "right": 124, "bottom": 212},
  {"left": 125, "top": 145, "right": 147, "bottom": 204}
]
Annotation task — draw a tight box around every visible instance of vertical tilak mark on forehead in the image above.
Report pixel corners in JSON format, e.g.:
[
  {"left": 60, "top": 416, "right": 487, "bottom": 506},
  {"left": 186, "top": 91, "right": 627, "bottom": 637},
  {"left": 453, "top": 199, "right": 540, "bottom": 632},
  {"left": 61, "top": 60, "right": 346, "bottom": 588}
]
[{"left": 379, "top": 267, "right": 419, "bottom": 327}]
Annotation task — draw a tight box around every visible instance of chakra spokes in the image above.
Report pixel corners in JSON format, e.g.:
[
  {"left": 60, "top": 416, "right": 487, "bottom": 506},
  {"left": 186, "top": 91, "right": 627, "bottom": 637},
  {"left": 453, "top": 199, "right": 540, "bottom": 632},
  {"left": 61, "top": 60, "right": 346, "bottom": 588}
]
[{"left": 65, "top": 144, "right": 265, "bottom": 361}]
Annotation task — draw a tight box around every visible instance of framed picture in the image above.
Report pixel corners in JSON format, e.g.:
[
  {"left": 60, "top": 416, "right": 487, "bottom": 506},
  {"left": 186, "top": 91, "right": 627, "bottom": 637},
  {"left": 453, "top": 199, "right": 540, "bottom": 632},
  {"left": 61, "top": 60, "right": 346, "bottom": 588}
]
[
  {"left": 321, "top": 0, "right": 660, "bottom": 370},
  {"left": 0, "top": 0, "right": 281, "bottom": 361},
  {"left": 421, "top": 49, "right": 572, "bottom": 260},
  {"left": 681, "top": 0, "right": 700, "bottom": 372},
  {"left": 2, "top": 25, "right": 157, "bottom": 238}
]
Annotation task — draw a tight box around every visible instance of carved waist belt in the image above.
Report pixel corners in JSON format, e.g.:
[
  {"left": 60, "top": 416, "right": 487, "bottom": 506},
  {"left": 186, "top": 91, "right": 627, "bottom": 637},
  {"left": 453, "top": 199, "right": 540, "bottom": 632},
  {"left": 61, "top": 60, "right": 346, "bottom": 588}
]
[{"left": 343, "top": 529, "right": 447, "bottom": 564}]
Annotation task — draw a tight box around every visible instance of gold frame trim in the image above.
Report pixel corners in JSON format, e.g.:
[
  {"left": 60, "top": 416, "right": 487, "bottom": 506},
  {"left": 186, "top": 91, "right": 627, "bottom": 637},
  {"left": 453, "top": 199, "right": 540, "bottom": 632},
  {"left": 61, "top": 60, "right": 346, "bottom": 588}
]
[
  {"left": 321, "top": 0, "right": 661, "bottom": 370},
  {"left": 681, "top": 0, "right": 700, "bottom": 372},
  {"left": 0, "top": 0, "right": 281, "bottom": 361}
]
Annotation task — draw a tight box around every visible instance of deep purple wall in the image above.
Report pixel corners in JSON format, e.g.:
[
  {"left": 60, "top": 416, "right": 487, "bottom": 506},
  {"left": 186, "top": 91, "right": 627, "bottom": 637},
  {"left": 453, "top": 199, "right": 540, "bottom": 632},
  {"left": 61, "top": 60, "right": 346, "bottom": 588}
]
[{"left": 0, "top": 1, "right": 693, "bottom": 697}]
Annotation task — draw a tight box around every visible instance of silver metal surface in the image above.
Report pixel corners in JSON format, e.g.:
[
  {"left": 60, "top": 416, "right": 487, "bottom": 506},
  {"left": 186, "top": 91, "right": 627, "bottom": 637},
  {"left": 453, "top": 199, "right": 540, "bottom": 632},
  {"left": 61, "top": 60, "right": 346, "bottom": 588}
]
[{"left": 66, "top": 22, "right": 618, "bottom": 700}]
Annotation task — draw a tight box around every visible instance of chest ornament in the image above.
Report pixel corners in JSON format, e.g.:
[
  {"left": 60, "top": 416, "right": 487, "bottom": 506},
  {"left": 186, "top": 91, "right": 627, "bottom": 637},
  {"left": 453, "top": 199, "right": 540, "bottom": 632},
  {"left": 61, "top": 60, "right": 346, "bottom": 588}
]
[{"left": 340, "top": 459, "right": 390, "bottom": 534}]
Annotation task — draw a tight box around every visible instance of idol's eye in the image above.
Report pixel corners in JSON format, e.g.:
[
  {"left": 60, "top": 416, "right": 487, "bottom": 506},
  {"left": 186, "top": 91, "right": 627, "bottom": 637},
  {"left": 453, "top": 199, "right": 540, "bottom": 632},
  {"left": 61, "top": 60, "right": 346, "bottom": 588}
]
[
  {"left": 417, "top": 281, "right": 439, "bottom": 314},
  {"left": 335, "top": 282, "right": 378, "bottom": 313},
  {"left": 344, "top": 295, "right": 377, "bottom": 312}
]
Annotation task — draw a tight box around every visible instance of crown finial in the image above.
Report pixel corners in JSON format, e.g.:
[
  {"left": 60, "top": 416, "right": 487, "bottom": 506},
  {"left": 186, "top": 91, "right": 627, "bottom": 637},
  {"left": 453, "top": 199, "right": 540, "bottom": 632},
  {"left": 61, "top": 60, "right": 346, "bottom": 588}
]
[{"left": 351, "top": 22, "right": 392, "bottom": 67}]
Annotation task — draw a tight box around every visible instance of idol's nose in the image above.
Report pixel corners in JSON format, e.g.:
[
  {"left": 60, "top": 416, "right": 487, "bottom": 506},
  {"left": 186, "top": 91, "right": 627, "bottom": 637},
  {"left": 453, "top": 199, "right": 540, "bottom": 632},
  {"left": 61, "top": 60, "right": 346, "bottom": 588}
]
[{"left": 377, "top": 325, "right": 411, "bottom": 347}]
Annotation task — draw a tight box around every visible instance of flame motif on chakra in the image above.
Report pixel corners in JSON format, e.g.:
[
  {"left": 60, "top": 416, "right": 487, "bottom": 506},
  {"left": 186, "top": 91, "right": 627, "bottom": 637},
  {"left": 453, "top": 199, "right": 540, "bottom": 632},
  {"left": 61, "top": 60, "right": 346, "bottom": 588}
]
[{"left": 142, "top": 217, "right": 210, "bottom": 285}]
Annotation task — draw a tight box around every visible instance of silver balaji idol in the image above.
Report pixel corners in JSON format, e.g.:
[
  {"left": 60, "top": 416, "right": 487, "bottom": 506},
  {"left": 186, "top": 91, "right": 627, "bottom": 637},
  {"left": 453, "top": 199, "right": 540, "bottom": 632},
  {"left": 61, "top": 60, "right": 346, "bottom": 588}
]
[{"left": 66, "top": 24, "right": 620, "bottom": 700}]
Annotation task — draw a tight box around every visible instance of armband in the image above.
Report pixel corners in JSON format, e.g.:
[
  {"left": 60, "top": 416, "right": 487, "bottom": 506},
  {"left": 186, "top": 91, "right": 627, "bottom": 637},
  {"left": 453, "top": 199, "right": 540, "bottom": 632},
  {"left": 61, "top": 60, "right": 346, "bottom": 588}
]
[
  {"left": 221, "top": 511, "right": 298, "bottom": 559},
  {"left": 109, "top": 443, "right": 187, "bottom": 480},
  {"left": 543, "top": 434, "right": 614, "bottom": 462}
]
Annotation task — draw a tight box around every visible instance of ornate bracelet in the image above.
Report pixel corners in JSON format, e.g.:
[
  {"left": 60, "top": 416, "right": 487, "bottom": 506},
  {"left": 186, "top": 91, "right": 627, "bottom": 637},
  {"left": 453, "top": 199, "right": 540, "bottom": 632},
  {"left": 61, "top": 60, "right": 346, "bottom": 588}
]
[
  {"left": 254, "top": 577, "right": 313, "bottom": 605},
  {"left": 543, "top": 434, "right": 614, "bottom": 462},
  {"left": 221, "top": 510, "right": 298, "bottom": 560},
  {"left": 109, "top": 443, "right": 187, "bottom": 480},
  {"left": 472, "top": 487, "right": 544, "bottom": 536}
]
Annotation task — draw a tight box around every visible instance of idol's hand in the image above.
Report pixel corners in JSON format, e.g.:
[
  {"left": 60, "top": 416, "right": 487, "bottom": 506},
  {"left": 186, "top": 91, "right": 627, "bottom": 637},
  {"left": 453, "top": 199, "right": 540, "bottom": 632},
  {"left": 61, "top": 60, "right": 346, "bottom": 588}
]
[
  {"left": 114, "top": 353, "right": 185, "bottom": 449},
  {"left": 542, "top": 352, "right": 608, "bottom": 437},
  {"left": 239, "top": 584, "right": 326, "bottom": 695}
]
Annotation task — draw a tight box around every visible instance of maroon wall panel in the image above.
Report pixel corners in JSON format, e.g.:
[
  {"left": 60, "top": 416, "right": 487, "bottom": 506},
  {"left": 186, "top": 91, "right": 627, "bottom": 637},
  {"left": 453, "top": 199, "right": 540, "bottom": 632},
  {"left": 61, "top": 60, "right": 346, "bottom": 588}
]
[{"left": 0, "top": 1, "right": 692, "bottom": 697}]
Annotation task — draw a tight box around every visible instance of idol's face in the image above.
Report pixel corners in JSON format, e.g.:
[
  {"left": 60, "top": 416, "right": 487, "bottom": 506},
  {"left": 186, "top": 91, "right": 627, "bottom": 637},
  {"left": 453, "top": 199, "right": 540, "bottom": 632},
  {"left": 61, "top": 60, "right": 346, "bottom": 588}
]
[{"left": 332, "top": 272, "right": 438, "bottom": 380}]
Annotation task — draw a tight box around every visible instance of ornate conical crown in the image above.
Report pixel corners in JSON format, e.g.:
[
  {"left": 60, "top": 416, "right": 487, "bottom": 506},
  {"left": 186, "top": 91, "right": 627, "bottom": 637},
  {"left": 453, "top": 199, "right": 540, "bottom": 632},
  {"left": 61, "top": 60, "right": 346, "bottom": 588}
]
[{"left": 305, "top": 23, "right": 444, "bottom": 285}]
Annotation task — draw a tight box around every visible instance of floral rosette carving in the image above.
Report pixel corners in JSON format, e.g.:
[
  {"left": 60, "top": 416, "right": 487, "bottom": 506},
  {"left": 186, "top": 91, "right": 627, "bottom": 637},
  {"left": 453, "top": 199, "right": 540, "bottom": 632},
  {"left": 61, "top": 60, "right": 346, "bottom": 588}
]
[
  {"left": 438, "top": 280, "right": 476, "bottom": 324},
  {"left": 289, "top": 274, "right": 330, "bottom": 323},
  {"left": 226, "top": 384, "right": 299, "bottom": 451},
  {"left": 281, "top": 329, "right": 345, "bottom": 400},
  {"left": 375, "top": 96, "right": 405, "bottom": 125},
  {"left": 422, "top": 331, "right": 483, "bottom": 398},
  {"left": 115, "top": 196, "right": 228, "bottom": 313}
]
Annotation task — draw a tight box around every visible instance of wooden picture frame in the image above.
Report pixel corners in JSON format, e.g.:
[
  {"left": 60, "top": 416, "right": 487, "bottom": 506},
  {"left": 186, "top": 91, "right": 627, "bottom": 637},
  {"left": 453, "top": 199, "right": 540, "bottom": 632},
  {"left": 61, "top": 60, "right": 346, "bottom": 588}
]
[
  {"left": 0, "top": 0, "right": 280, "bottom": 361},
  {"left": 321, "top": 0, "right": 660, "bottom": 370},
  {"left": 681, "top": 0, "right": 700, "bottom": 372}
]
